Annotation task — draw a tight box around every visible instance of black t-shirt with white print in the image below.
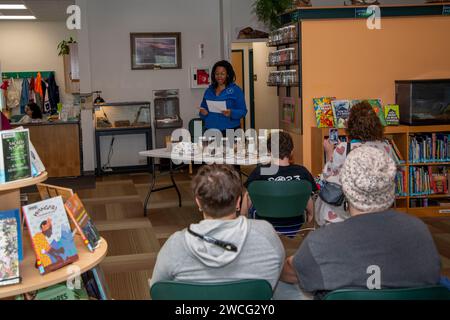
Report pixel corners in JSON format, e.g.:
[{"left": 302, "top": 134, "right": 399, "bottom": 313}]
[{"left": 244, "top": 164, "right": 318, "bottom": 192}]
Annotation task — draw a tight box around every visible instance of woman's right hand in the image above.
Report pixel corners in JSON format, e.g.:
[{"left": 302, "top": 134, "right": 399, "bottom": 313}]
[{"left": 199, "top": 108, "right": 209, "bottom": 116}]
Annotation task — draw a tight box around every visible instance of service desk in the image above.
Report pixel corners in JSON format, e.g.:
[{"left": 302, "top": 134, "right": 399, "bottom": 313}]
[{"left": 11, "top": 121, "right": 82, "bottom": 178}]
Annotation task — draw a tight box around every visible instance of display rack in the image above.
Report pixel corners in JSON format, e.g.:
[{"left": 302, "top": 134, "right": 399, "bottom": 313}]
[
  {"left": 266, "top": 23, "right": 303, "bottom": 140},
  {"left": 311, "top": 125, "right": 450, "bottom": 218},
  {"left": 0, "top": 172, "right": 48, "bottom": 211},
  {"left": 0, "top": 172, "right": 109, "bottom": 299},
  {"left": 0, "top": 235, "right": 108, "bottom": 299}
]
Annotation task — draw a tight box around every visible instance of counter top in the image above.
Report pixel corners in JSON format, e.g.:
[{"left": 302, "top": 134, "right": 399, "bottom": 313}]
[{"left": 10, "top": 120, "right": 80, "bottom": 127}]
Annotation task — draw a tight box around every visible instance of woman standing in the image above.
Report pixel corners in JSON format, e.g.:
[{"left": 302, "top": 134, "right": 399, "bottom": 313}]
[{"left": 199, "top": 60, "right": 247, "bottom": 135}]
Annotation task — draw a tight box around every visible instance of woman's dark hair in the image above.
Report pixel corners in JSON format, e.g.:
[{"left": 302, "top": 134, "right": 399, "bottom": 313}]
[
  {"left": 192, "top": 164, "right": 242, "bottom": 218},
  {"left": 211, "top": 60, "right": 236, "bottom": 88},
  {"left": 267, "top": 131, "right": 293, "bottom": 160},
  {"left": 347, "top": 100, "right": 384, "bottom": 141},
  {"left": 27, "top": 102, "right": 43, "bottom": 119}
]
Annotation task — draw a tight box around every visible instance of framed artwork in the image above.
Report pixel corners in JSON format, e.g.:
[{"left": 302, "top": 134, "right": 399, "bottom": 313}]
[{"left": 130, "top": 33, "right": 182, "bottom": 70}]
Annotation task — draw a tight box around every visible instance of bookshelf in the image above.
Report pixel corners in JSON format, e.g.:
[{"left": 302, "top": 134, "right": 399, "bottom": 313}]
[
  {"left": 311, "top": 125, "right": 450, "bottom": 218},
  {"left": 0, "top": 172, "right": 109, "bottom": 299},
  {"left": 0, "top": 234, "right": 107, "bottom": 299}
]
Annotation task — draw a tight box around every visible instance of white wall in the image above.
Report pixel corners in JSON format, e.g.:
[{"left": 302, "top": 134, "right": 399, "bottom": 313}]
[
  {"left": 79, "top": 0, "right": 223, "bottom": 168},
  {"left": 231, "top": 0, "right": 269, "bottom": 40},
  {"left": 85, "top": 0, "right": 222, "bottom": 125},
  {"left": 0, "top": 21, "right": 76, "bottom": 106}
]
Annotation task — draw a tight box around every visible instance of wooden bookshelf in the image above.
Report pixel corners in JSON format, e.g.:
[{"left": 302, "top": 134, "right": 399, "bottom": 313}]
[
  {"left": 0, "top": 235, "right": 107, "bottom": 299},
  {"left": 0, "top": 171, "right": 109, "bottom": 299},
  {"left": 311, "top": 124, "right": 450, "bottom": 218},
  {"left": 0, "top": 172, "right": 48, "bottom": 211}
]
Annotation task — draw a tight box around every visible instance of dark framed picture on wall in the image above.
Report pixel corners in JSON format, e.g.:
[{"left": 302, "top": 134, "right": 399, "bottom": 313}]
[{"left": 130, "top": 32, "right": 182, "bottom": 70}]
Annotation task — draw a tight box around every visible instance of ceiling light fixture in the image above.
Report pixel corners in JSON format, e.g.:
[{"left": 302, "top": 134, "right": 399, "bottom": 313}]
[
  {"left": 0, "top": 4, "right": 27, "bottom": 10},
  {"left": 0, "top": 15, "right": 36, "bottom": 20}
]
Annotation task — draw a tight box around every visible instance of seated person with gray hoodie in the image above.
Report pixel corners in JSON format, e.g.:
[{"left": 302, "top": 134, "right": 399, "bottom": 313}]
[{"left": 150, "top": 164, "right": 286, "bottom": 291}]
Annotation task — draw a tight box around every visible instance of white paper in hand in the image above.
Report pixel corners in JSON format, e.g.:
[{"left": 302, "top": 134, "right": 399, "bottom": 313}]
[{"left": 206, "top": 100, "right": 227, "bottom": 114}]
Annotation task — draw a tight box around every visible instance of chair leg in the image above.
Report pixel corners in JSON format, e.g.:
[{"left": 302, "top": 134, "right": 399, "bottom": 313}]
[{"left": 189, "top": 162, "right": 193, "bottom": 175}]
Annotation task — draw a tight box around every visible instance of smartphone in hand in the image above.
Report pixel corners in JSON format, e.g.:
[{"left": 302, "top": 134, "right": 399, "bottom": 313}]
[{"left": 329, "top": 128, "right": 339, "bottom": 145}]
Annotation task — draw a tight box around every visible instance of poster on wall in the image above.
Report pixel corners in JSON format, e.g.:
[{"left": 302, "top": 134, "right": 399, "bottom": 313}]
[
  {"left": 190, "top": 66, "right": 211, "bottom": 89},
  {"left": 280, "top": 97, "right": 302, "bottom": 134}
]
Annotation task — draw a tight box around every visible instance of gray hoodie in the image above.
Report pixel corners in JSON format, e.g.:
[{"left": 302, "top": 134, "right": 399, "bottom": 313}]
[{"left": 150, "top": 216, "right": 285, "bottom": 289}]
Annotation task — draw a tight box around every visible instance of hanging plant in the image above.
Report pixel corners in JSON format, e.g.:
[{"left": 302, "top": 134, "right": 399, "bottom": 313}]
[
  {"left": 253, "top": 0, "right": 294, "bottom": 30},
  {"left": 57, "top": 37, "right": 77, "bottom": 56}
]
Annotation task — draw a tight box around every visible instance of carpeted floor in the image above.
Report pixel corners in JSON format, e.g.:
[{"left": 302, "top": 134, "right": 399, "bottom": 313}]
[{"left": 23, "top": 169, "right": 450, "bottom": 300}]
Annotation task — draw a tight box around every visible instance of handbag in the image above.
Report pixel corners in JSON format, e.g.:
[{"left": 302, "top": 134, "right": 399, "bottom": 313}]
[
  {"left": 318, "top": 141, "right": 351, "bottom": 206},
  {"left": 319, "top": 181, "right": 346, "bottom": 206}
]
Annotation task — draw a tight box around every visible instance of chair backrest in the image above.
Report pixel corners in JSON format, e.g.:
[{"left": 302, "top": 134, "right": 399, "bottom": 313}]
[
  {"left": 188, "top": 118, "right": 204, "bottom": 143},
  {"left": 247, "top": 180, "right": 312, "bottom": 219},
  {"left": 150, "top": 279, "right": 273, "bottom": 300},
  {"left": 323, "top": 285, "right": 450, "bottom": 300}
]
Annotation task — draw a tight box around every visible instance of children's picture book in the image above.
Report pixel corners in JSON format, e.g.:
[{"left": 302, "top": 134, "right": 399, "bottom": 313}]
[
  {"left": 37, "top": 183, "right": 74, "bottom": 202},
  {"left": 331, "top": 100, "right": 351, "bottom": 128},
  {"left": 22, "top": 196, "right": 78, "bottom": 275},
  {"left": 384, "top": 104, "right": 400, "bottom": 126},
  {"left": 0, "top": 209, "right": 21, "bottom": 287},
  {"left": 313, "top": 97, "right": 335, "bottom": 128},
  {"left": 82, "top": 267, "right": 109, "bottom": 300},
  {"left": 0, "top": 128, "right": 32, "bottom": 183},
  {"left": 64, "top": 194, "right": 101, "bottom": 252},
  {"left": 367, "top": 99, "right": 387, "bottom": 127},
  {"left": 15, "top": 282, "right": 89, "bottom": 300},
  {"left": 350, "top": 100, "right": 361, "bottom": 108},
  {"left": 0, "top": 209, "right": 23, "bottom": 261},
  {"left": 13, "top": 127, "right": 45, "bottom": 176}
]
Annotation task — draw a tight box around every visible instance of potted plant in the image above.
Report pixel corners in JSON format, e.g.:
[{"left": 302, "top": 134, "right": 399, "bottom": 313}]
[
  {"left": 57, "top": 37, "right": 77, "bottom": 56},
  {"left": 253, "top": 0, "right": 304, "bottom": 30}
]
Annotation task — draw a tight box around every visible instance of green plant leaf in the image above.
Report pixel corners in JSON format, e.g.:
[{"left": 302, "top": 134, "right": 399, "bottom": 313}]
[{"left": 253, "top": 0, "right": 294, "bottom": 30}]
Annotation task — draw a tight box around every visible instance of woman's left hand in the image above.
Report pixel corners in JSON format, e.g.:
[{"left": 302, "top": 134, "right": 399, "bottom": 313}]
[{"left": 222, "top": 109, "right": 231, "bottom": 117}]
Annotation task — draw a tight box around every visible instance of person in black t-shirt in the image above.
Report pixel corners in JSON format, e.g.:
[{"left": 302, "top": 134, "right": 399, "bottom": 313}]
[{"left": 241, "top": 131, "right": 318, "bottom": 237}]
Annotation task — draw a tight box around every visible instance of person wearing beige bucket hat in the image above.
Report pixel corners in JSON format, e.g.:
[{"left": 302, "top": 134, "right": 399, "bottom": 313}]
[
  {"left": 280, "top": 146, "right": 441, "bottom": 299},
  {"left": 340, "top": 146, "right": 397, "bottom": 214}
]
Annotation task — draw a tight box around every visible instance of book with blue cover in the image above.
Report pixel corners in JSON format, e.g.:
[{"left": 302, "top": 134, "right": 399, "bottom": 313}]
[
  {"left": 331, "top": 100, "right": 350, "bottom": 128},
  {"left": 0, "top": 209, "right": 21, "bottom": 286}
]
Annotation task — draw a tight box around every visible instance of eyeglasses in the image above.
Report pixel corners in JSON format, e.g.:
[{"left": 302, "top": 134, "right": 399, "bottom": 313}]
[{"left": 187, "top": 227, "right": 237, "bottom": 252}]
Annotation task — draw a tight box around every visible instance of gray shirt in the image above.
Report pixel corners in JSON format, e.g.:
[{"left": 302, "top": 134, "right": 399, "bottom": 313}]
[
  {"left": 150, "top": 218, "right": 285, "bottom": 289},
  {"left": 293, "top": 210, "right": 441, "bottom": 295}
]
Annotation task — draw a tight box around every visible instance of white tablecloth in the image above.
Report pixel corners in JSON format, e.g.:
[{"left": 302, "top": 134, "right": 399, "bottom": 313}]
[{"left": 139, "top": 148, "right": 271, "bottom": 166}]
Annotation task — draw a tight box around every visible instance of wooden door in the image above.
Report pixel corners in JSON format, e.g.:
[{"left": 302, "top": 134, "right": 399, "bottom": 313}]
[{"left": 231, "top": 50, "right": 245, "bottom": 129}]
